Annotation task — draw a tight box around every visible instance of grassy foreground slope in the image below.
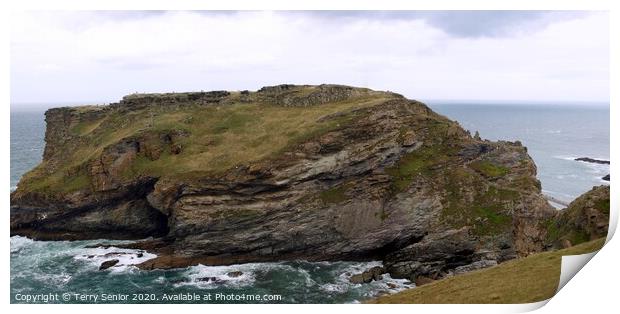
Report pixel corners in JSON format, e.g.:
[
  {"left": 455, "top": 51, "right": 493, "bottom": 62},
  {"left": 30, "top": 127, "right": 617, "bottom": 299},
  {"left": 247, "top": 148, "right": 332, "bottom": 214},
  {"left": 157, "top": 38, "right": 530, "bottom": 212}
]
[{"left": 369, "top": 238, "right": 605, "bottom": 304}]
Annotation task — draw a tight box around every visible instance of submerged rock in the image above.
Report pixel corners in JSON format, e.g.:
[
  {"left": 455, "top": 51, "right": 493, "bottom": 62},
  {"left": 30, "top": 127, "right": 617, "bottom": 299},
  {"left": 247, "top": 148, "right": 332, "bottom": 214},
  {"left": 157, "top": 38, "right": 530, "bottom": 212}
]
[{"left": 197, "top": 277, "right": 226, "bottom": 284}]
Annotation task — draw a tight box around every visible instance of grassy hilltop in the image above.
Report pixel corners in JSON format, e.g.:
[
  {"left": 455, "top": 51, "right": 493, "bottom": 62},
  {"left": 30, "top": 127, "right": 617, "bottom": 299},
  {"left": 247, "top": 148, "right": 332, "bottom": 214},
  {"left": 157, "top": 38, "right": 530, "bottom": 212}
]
[{"left": 18, "top": 85, "right": 397, "bottom": 194}]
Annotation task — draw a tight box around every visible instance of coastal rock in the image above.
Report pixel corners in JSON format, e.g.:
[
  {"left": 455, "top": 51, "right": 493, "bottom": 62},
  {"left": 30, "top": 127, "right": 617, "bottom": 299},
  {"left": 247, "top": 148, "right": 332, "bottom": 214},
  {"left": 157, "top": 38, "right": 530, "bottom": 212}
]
[
  {"left": 384, "top": 228, "right": 478, "bottom": 281},
  {"left": 227, "top": 271, "right": 243, "bottom": 278},
  {"left": 575, "top": 157, "right": 610, "bottom": 165},
  {"left": 544, "top": 185, "right": 610, "bottom": 248},
  {"left": 349, "top": 266, "right": 386, "bottom": 284},
  {"left": 602, "top": 174, "right": 610, "bottom": 181},
  {"left": 10, "top": 85, "right": 557, "bottom": 280},
  {"left": 197, "top": 277, "right": 226, "bottom": 284},
  {"left": 99, "top": 259, "right": 119, "bottom": 270}
]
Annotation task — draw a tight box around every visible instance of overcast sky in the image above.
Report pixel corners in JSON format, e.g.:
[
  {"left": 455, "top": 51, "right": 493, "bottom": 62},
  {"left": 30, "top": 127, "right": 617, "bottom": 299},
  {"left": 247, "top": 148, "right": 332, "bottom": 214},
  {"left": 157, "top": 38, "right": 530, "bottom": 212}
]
[{"left": 10, "top": 10, "right": 609, "bottom": 106}]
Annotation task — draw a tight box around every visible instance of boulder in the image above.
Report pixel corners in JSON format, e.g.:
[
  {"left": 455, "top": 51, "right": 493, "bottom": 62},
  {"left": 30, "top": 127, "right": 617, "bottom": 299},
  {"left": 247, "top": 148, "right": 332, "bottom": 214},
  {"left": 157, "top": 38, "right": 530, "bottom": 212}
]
[
  {"left": 99, "top": 259, "right": 119, "bottom": 270},
  {"left": 349, "top": 266, "right": 386, "bottom": 284},
  {"left": 227, "top": 271, "right": 243, "bottom": 278}
]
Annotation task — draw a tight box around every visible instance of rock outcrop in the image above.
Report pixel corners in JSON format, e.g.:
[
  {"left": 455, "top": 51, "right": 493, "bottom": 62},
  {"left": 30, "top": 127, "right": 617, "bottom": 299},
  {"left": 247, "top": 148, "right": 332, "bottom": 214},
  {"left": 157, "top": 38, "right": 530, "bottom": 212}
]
[
  {"left": 99, "top": 259, "right": 119, "bottom": 270},
  {"left": 574, "top": 157, "right": 610, "bottom": 165},
  {"left": 349, "top": 266, "right": 386, "bottom": 284},
  {"left": 544, "top": 185, "right": 610, "bottom": 248},
  {"left": 10, "top": 84, "right": 558, "bottom": 281}
]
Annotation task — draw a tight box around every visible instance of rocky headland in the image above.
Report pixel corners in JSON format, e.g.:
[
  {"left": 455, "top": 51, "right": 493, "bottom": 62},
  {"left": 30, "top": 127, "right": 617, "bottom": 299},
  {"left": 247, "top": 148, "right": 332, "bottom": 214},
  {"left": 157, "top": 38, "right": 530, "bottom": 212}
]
[{"left": 10, "top": 84, "right": 609, "bottom": 283}]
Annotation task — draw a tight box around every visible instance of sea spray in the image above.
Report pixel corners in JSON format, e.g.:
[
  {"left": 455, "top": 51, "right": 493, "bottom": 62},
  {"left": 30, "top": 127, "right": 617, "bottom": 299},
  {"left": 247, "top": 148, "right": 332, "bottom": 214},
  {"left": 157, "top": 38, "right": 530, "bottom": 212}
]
[{"left": 11, "top": 236, "right": 408, "bottom": 304}]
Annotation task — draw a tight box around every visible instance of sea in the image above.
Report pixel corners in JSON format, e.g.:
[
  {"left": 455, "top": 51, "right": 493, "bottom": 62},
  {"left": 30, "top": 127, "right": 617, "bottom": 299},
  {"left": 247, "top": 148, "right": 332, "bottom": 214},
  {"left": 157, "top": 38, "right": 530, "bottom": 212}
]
[{"left": 9, "top": 102, "right": 610, "bottom": 303}]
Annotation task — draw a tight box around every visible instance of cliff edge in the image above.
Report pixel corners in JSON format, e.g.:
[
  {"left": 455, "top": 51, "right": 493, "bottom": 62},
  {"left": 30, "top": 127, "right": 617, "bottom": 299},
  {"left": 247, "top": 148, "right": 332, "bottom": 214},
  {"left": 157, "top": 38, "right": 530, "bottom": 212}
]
[{"left": 11, "top": 84, "right": 560, "bottom": 282}]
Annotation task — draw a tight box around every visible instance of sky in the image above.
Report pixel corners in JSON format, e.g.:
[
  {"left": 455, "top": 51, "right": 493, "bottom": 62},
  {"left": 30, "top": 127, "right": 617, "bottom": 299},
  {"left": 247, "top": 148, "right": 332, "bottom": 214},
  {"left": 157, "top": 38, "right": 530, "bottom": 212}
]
[{"left": 10, "top": 10, "right": 609, "bottom": 107}]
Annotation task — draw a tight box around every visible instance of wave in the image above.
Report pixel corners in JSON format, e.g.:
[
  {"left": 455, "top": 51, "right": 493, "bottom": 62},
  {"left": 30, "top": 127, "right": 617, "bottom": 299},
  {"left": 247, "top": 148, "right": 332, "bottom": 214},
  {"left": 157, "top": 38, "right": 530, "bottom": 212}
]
[
  {"left": 10, "top": 235, "right": 35, "bottom": 253},
  {"left": 11, "top": 236, "right": 411, "bottom": 303},
  {"left": 173, "top": 263, "right": 277, "bottom": 289},
  {"left": 73, "top": 246, "right": 157, "bottom": 273}
]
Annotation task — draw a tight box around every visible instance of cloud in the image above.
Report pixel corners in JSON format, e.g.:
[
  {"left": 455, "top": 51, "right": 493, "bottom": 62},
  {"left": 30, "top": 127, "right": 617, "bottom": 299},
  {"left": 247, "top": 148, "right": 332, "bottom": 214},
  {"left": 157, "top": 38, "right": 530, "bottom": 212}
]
[
  {"left": 10, "top": 10, "right": 609, "bottom": 105},
  {"left": 295, "top": 11, "right": 587, "bottom": 38},
  {"left": 87, "top": 10, "right": 585, "bottom": 38}
]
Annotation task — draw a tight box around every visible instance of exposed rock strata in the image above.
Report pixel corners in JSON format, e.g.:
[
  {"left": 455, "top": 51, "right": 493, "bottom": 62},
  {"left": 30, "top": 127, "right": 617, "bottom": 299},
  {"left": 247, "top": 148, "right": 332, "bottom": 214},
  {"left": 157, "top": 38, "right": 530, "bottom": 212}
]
[
  {"left": 544, "top": 185, "right": 610, "bottom": 248},
  {"left": 11, "top": 84, "right": 562, "bottom": 282}
]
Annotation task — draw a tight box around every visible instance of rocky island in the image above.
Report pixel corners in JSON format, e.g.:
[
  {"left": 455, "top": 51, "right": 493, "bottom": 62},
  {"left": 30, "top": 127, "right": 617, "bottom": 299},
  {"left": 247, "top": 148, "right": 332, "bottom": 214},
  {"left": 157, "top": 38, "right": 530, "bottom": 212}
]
[{"left": 10, "top": 84, "right": 609, "bottom": 284}]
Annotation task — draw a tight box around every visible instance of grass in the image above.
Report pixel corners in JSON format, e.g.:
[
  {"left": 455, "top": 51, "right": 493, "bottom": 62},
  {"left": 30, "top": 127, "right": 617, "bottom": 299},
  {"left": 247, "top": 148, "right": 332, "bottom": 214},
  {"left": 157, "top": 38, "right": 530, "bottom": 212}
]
[
  {"left": 544, "top": 186, "right": 610, "bottom": 247},
  {"left": 441, "top": 170, "right": 518, "bottom": 236},
  {"left": 469, "top": 161, "right": 509, "bottom": 178},
  {"left": 19, "top": 90, "right": 397, "bottom": 194},
  {"left": 385, "top": 143, "right": 457, "bottom": 193},
  {"left": 594, "top": 199, "right": 610, "bottom": 214},
  {"left": 475, "top": 206, "right": 511, "bottom": 232},
  {"left": 545, "top": 218, "right": 591, "bottom": 247},
  {"left": 369, "top": 238, "right": 605, "bottom": 304}
]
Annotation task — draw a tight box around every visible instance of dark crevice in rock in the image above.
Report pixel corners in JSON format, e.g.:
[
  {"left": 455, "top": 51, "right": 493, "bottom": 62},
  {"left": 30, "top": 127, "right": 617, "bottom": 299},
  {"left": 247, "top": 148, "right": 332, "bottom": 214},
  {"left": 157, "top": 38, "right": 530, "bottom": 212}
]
[{"left": 10, "top": 177, "right": 170, "bottom": 240}]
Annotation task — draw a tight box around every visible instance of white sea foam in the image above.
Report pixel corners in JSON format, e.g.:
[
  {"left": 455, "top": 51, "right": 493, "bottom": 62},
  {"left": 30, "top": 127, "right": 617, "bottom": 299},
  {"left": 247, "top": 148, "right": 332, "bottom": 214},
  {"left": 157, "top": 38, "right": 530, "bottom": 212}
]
[
  {"left": 73, "top": 246, "right": 157, "bottom": 273},
  {"left": 35, "top": 272, "right": 73, "bottom": 286},
  {"left": 11, "top": 235, "right": 414, "bottom": 302},
  {"left": 10, "top": 235, "right": 35, "bottom": 253},
  {"left": 318, "top": 261, "right": 412, "bottom": 297},
  {"left": 553, "top": 155, "right": 579, "bottom": 161},
  {"left": 174, "top": 263, "right": 270, "bottom": 289}
]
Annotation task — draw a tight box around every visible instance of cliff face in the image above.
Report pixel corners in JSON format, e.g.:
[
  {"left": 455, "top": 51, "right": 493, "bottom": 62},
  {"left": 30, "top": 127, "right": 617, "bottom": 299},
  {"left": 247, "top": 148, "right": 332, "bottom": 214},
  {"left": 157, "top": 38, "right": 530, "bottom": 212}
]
[
  {"left": 11, "top": 84, "right": 558, "bottom": 280},
  {"left": 544, "top": 185, "right": 610, "bottom": 248}
]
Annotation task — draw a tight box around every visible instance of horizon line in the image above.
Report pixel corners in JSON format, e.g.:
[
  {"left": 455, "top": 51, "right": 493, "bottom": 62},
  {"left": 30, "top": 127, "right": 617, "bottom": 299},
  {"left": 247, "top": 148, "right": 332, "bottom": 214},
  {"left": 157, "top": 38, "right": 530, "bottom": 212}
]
[{"left": 10, "top": 98, "right": 611, "bottom": 108}]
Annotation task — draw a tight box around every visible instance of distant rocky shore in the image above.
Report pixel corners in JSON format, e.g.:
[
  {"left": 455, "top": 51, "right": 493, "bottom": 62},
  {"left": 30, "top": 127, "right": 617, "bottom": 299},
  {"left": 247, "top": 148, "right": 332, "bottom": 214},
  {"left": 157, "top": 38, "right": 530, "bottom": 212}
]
[
  {"left": 574, "top": 157, "right": 610, "bottom": 165},
  {"left": 574, "top": 157, "right": 610, "bottom": 181}
]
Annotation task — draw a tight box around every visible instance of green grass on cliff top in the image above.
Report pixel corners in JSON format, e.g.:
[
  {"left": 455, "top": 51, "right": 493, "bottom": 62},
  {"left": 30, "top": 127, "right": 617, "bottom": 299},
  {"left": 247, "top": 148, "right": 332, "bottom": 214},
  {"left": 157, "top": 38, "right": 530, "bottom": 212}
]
[
  {"left": 21, "top": 90, "right": 398, "bottom": 193},
  {"left": 369, "top": 238, "right": 605, "bottom": 304}
]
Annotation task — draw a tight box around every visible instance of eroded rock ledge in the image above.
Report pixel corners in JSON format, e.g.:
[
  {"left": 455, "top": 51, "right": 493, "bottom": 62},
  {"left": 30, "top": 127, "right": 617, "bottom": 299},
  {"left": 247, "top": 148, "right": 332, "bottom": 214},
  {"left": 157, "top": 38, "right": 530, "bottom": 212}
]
[{"left": 12, "top": 84, "right": 593, "bottom": 282}]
